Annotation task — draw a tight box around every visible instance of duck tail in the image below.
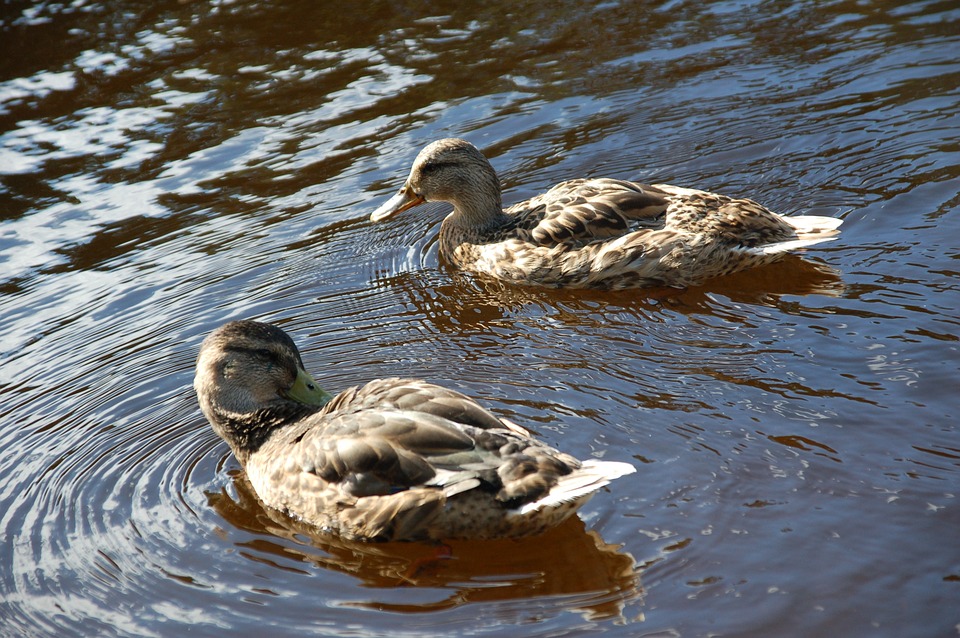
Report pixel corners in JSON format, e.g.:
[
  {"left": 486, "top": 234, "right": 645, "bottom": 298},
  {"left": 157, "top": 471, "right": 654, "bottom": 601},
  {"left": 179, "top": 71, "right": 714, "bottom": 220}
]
[
  {"left": 516, "top": 460, "right": 636, "bottom": 515},
  {"left": 761, "top": 215, "right": 843, "bottom": 255}
]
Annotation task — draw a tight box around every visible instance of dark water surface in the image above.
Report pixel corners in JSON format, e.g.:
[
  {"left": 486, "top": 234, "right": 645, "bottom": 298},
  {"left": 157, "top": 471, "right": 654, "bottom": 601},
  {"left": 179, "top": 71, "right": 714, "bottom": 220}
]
[{"left": 2, "top": 1, "right": 959, "bottom": 636}]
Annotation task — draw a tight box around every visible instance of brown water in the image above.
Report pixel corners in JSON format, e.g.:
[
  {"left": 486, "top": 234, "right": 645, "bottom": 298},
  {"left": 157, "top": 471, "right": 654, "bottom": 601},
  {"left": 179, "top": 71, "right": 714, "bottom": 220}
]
[{"left": 1, "top": 1, "right": 959, "bottom": 636}]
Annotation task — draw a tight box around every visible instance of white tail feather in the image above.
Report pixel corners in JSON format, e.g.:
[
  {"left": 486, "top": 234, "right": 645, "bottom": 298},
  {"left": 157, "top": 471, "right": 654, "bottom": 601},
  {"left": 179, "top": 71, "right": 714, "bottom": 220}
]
[
  {"left": 786, "top": 215, "right": 843, "bottom": 234},
  {"left": 759, "top": 215, "right": 842, "bottom": 255},
  {"left": 516, "top": 460, "right": 635, "bottom": 515},
  {"left": 760, "top": 235, "right": 839, "bottom": 255}
]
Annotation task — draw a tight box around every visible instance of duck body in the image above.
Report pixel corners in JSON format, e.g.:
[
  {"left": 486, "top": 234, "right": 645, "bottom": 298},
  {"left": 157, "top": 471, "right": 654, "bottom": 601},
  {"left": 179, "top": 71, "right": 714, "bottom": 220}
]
[
  {"left": 370, "top": 138, "right": 842, "bottom": 290},
  {"left": 195, "top": 321, "right": 635, "bottom": 541}
]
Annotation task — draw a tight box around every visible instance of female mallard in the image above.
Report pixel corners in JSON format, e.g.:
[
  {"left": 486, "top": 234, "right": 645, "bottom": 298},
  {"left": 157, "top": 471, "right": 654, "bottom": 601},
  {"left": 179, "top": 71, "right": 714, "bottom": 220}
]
[
  {"left": 195, "top": 320, "right": 635, "bottom": 541},
  {"left": 370, "top": 138, "right": 842, "bottom": 289}
]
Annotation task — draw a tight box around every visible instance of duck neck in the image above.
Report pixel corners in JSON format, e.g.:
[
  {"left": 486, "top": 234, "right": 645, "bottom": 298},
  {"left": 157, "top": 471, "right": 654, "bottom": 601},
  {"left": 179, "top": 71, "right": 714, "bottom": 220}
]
[
  {"left": 446, "top": 173, "right": 510, "bottom": 235},
  {"left": 212, "top": 401, "right": 317, "bottom": 465}
]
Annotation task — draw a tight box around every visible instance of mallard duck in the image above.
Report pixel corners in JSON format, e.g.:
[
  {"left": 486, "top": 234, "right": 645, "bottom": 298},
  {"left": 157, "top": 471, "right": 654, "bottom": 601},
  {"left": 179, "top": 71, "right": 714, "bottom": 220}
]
[
  {"left": 370, "top": 138, "right": 842, "bottom": 289},
  {"left": 195, "top": 320, "right": 635, "bottom": 542}
]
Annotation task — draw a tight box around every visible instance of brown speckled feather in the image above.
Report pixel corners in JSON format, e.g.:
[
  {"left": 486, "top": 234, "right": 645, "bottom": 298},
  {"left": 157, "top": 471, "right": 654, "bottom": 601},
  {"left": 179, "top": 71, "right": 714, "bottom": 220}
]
[
  {"left": 370, "top": 138, "right": 842, "bottom": 289},
  {"left": 195, "top": 321, "right": 635, "bottom": 541},
  {"left": 517, "top": 178, "right": 669, "bottom": 245}
]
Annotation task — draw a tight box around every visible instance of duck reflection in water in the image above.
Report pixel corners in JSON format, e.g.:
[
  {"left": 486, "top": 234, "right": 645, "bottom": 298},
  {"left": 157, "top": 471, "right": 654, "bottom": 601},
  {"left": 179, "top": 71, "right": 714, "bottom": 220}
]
[
  {"left": 373, "top": 254, "right": 844, "bottom": 343},
  {"left": 207, "top": 469, "right": 642, "bottom": 621}
]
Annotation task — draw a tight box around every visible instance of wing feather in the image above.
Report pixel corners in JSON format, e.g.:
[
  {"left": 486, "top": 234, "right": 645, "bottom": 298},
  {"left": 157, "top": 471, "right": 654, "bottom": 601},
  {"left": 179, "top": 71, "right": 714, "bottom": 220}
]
[{"left": 518, "top": 178, "right": 669, "bottom": 245}]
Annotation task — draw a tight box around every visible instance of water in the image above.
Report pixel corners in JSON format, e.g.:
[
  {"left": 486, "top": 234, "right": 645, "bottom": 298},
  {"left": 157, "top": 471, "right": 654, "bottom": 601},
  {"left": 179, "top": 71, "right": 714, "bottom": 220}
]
[{"left": 1, "top": 0, "right": 958, "bottom": 636}]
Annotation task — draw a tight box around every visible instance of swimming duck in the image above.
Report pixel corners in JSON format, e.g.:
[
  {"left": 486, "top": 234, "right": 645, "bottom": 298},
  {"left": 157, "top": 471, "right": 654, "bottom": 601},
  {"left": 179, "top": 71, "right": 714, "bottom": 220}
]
[
  {"left": 370, "top": 138, "right": 842, "bottom": 289},
  {"left": 195, "top": 320, "right": 635, "bottom": 541}
]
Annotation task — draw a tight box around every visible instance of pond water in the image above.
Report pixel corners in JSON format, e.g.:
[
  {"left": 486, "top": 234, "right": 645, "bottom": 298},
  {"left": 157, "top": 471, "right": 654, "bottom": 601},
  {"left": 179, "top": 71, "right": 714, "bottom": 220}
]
[{"left": 1, "top": 1, "right": 959, "bottom": 636}]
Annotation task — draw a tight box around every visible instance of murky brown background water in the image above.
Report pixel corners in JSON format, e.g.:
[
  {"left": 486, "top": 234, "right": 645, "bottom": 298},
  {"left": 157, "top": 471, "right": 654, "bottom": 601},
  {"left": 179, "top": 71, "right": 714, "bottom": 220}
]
[{"left": 2, "top": 1, "right": 959, "bottom": 636}]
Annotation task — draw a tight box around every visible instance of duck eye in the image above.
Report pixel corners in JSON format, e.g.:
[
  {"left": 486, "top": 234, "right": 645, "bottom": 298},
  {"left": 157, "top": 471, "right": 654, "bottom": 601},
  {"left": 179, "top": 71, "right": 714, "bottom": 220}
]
[
  {"left": 421, "top": 161, "right": 448, "bottom": 176},
  {"left": 251, "top": 348, "right": 285, "bottom": 374},
  {"left": 221, "top": 360, "right": 236, "bottom": 377}
]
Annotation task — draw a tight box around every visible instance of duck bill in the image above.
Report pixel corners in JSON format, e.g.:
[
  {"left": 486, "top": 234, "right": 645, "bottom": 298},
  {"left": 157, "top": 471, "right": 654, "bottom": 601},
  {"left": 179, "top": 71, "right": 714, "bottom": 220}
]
[
  {"left": 284, "top": 367, "right": 333, "bottom": 407},
  {"left": 370, "top": 186, "right": 426, "bottom": 222}
]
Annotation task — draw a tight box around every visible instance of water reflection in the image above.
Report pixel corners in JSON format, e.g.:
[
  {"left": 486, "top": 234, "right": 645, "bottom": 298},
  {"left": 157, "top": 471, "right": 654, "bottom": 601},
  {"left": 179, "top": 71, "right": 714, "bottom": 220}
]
[
  {"left": 208, "top": 471, "right": 642, "bottom": 622},
  {"left": 374, "top": 252, "right": 845, "bottom": 334}
]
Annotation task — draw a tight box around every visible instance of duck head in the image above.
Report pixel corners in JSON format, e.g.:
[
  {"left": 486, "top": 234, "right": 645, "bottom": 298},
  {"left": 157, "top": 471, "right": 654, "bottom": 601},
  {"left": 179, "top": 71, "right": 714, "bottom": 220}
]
[
  {"left": 194, "top": 320, "right": 333, "bottom": 462},
  {"left": 370, "top": 138, "right": 503, "bottom": 224}
]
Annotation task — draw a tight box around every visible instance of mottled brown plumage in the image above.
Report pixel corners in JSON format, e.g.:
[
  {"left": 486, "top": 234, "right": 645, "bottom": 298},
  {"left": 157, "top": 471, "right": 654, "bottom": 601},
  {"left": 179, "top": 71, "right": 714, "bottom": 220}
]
[
  {"left": 195, "top": 320, "right": 635, "bottom": 541},
  {"left": 370, "top": 138, "right": 842, "bottom": 289}
]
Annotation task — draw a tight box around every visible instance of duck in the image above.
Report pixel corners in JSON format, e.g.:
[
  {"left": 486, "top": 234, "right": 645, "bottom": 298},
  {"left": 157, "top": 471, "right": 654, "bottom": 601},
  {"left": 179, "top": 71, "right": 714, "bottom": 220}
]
[
  {"left": 195, "top": 320, "right": 635, "bottom": 542},
  {"left": 370, "top": 138, "right": 842, "bottom": 290}
]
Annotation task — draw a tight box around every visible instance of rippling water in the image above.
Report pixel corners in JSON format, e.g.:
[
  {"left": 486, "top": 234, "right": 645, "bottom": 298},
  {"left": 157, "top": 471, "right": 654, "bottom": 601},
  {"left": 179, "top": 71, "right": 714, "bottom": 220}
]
[{"left": 1, "top": 1, "right": 959, "bottom": 636}]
